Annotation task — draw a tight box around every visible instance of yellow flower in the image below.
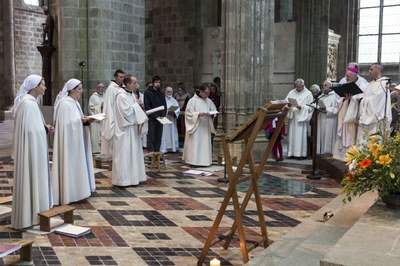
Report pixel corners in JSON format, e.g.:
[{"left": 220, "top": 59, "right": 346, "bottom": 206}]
[
  {"left": 369, "top": 143, "right": 382, "bottom": 159},
  {"left": 376, "top": 154, "right": 392, "bottom": 165},
  {"left": 369, "top": 135, "right": 379, "bottom": 144},
  {"left": 344, "top": 146, "right": 358, "bottom": 164},
  {"left": 390, "top": 173, "right": 395, "bottom": 179}
]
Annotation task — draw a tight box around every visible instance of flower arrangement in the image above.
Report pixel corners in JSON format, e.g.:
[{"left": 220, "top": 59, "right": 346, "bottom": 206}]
[{"left": 341, "top": 132, "right": 400, "bottom": 203}]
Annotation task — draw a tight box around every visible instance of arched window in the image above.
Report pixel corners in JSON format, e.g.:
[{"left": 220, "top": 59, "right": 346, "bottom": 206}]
[
  {"left": 358, "top": 0, "right": 400, "bottom": 63},
  {"left": 24, "top": 0, "right": 39, "bottom": 6}
]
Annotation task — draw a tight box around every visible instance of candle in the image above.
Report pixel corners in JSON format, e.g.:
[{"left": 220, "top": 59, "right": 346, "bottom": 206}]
[{"left": 210, "top": 258, "right": 220, "bottom": 266}]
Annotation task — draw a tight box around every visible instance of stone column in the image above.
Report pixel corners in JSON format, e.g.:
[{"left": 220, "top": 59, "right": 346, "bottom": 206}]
[
  {"left": 219, "top": 0, "right": 274, "bottom": 159},
  {"left": 295, "top": 0, "right": 329, "bottom": 86},
  {"left": 1, "top": 0, "right": 15, "bottom": 112}
]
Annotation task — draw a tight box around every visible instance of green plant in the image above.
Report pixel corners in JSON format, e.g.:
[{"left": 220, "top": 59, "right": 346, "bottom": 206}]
[{"left": 341, "top": 131, "right": 400, "bottom": 203}]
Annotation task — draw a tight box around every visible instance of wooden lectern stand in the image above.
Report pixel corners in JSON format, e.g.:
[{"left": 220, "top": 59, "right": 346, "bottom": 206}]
[{"left": 197, "top": 101, "right": 288, "bottom": 265}]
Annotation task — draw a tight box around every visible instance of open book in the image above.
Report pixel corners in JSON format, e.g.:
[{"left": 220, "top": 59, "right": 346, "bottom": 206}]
[
  {"left": 208, "top": 110, "right": 219, "bottom": 116},
  {"left": 168, "top": 105, "right": 179, "bottom": 112},
  {"left": 184, "top": 169, "right": 213, "bottom": 176},
  {"left": 287, "top": 98, "right": 299, "bottom": 107},
  {"left": 54, "top": 224, "right": 91, "bottom": 238},
  {"left": 145, "top": 105, "right": 165, "bottom": 115},
  {"left": 0, "top": 245, "right": 21, "bottom": 258},
  {"left": 88, "top": 113, "right": 106, "bottom": 121},
  {"left": 156, "top": 117, "right": 172, "bottom": 125}
]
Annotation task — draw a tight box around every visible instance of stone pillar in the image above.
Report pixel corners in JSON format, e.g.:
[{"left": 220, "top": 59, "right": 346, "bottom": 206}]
[
  {"left": 1, "top": 0, "right": 15, "bottom": 112},
  {"left": 218, "top": 0, "right": 274, "bottom": 159},
  {"left": 295, "top": 0, "right": 329, "bottom": 86}
]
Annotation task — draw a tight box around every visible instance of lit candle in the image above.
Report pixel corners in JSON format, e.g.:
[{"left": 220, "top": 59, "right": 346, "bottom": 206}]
[{"left": 210, "top": 258, "right": 220, "bottom": 266}]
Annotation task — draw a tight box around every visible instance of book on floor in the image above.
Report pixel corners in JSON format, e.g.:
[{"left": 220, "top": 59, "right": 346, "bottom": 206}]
[
  {"left": 0, "top": 245, "right": 21, "bottom": 258},
  {"left": 54, "top": 224, "right": 91, "bottom": 238},
  {"left": 184, "top": 169, "right": 213, "bottom": 176}
]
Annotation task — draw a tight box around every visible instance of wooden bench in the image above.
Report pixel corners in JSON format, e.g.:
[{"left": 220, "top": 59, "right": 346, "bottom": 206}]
[
  {"left": 0, "top": 240, "right": 34, "bottom": 262},
  {"left": 38, "top": 205, "right": 75, "bottom": 232},
  {"left": 93, "top": 154, "right": 113, "bottom": 170},
  {"left": 145, "top": 152, "right": 166, "bottom": 171}
]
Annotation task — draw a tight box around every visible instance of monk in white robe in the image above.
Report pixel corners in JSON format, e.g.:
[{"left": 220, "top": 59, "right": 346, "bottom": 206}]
[
  {"left": 88, "top": 82, "right": 105, "bottom": 154},
  {"left": 11, "top": 75, "right": 53, "bottom": 229},
  {"left": 112, "top": 75, "right": 148, "bottom": 186},
  {"left": 285, "top": 79, "right": 314, "bottom": 158},
  {"left": 357, "top": 63, "right": 392, "bottom": 144},
  {"left": 316, "top": 81, "right": 338, "bottom": 154},
  {"left": 183, "top": 84, "right": 216, "bottom": 166},
  {"left": 52, "top": 79, "right": 96, "bottom": 205},
  {"left": 101, "top": 70, "right": 125, "bottom": 155},
  {"left": 161, "top": 87, "right": 180, "bottom": 153},
  {"left": 333, "top": 70, "right": 368, "bottom": 160}
]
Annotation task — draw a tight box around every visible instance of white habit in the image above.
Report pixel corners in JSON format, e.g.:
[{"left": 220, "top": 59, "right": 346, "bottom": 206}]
[
  {"left": 183, "top": 94, "right": 216, "bottom": 166},
  {"left": 316, "top": 91, "right": 338, "bottom": 154},
  {"left": 333, "top": 78, "right": 368, "bottom": 160},
  {"left": 11, "top": 94, "right": 53, "bottom": 229},
  {"left": 160, "top": 96, "right": 180, "bottom": 153},
  {"left": 101, "top": 81, "right": 120, "bottom": 155},
  {"left": 113, "top": 89, "right": 148, "bottom": 186},
  {"left": 357, "top": 77, "right": 392, "bottom": 144},
  {"left": 88, "top": 92, "right": 104, "bottom": 153},
  {"left": 285, "top": 88, "right": 314, "bottom": 157},
  {"left": 52, "top": 97, "right": 96, "bottom": 205}
]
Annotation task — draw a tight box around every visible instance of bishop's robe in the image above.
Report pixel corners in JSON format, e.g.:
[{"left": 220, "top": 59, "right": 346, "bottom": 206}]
[
  {"left": 316, "top": 91, "right": 338, "bottom": 154},
  {"left": 160, "top": 96, "right": 180, "bottom": 153},
  {"left": 333, "top": 78, "right": 368, "bottom": 160},
  {"left": 52, "top": 96, "right": 95, "bottom": 205},
  {"left": 285, "top": 88, "right": 314, "bottom": 157},
  {"left": 11, "top": 94, "right": 53, "bottom": 229},
  {"left": 88, "top": 92, "right": 103, "bottom": 153},
  {"left": 101, "top": 81, "right": 120, "bottom": 155},
  {"left": 183, "top": 94, "right": 216, "bottom": 166},
  {"left": 357, "top": 77, "right": 392, "bottom": 144},
  {"left": 112, "top": 89, "right": 148, "bottom": 186}
]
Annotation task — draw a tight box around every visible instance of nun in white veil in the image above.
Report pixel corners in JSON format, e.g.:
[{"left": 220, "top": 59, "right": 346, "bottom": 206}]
[
  {"left": 11, "top": 74, "right": 53, "bottom": 229},
  {"left": 52, "top": 79, "right": 96, "bottom": 205}
]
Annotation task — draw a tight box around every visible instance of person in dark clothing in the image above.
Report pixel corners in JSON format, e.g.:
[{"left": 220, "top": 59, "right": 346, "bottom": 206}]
[
  {"left": 209, "top": 83, "right": 221, "bottom": 130},
  {"left": 144, "top": 76, "right": 167, "bottom": 152}
]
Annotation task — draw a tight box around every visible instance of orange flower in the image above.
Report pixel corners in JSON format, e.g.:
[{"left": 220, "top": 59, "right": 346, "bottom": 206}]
[{"left": 359, "top": 159, "right": 372, "bottom": 168}]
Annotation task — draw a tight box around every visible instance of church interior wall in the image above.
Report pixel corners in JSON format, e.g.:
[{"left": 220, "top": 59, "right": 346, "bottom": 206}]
[{"left": 273, "top": 21, "right": 296, "bottom": 100}]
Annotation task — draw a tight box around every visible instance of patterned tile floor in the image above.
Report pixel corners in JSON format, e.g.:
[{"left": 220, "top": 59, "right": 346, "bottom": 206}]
[{"left": 0, "top": 120, "right": 343, "bottom": 265}]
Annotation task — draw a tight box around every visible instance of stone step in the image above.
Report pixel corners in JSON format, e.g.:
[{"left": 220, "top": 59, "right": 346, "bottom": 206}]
[
  {"left": 246, "top": 192, "right": 377, "bottom": 266},
  {"left": 321, "top": 200, "right": 400, "bottom": 266}
]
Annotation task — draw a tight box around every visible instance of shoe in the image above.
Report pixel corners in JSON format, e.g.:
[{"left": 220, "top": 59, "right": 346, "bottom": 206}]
[
  {"left": 288, "top": 156, "right": 295, "bottom": 159},
  {"left": 279, "top": 158, "right": 284, "bottom": 161}
]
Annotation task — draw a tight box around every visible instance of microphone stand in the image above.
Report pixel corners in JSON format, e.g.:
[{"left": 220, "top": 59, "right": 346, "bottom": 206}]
[
  {"left": 305, "top": 99, "right": 327, "bottom": 180},
  {"left": 218, "top": 90, "right": 229, "bottom": 184}
]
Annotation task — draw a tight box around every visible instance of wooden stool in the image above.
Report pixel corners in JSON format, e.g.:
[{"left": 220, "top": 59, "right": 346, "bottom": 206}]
[
  {"left": 145, "top": 152, "right": 166, "bottom": 171},
  {"left": 93, "top": 154, "right": 113, "bottom": 170},
  {"left": 38, "top": 205, "right": 75, "bottom": 232},
  {"left": 15, "top": 240, "right": 34, "bottom": 261}
]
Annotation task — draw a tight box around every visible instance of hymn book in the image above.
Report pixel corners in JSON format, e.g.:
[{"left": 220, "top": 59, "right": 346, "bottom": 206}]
[
  {"left": 88, "top": 113, "right": 106, "bottom": 121},
  {"left": 287, "top": 98, "right": 299, "bottom": 107},
  {"left": 0, "top": 245, "right": 21, "bottom": 258},
  {"left": 332, "top": 82, "right": 363, "bottom": 97},
  {"left": 168, "top": 105, "right": 179, "bottom": 112},
  {"left": 208, "top": 110, "right": 219, "bottom": 116},
  {"left": 156, "top": 117, "right": 172, "bottom": 125},
  {"left": 54, "top": 224, "right": 91, "bottom": 238}
]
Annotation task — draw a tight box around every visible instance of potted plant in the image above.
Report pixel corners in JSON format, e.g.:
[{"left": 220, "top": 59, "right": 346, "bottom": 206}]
[{"left": 341, "top": 132, "right": 400, "bottom": 208}]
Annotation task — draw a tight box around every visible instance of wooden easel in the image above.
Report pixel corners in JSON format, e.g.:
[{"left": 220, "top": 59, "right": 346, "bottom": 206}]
[{"left": 197, "top": 101, "right": 288, "bottom": 265}]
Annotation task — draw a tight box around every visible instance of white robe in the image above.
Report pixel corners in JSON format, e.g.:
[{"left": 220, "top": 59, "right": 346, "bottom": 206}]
[
  {"left": 11, "top": 94, "right": 53, "bottom": 229},
  {"left": 112, "top": 89, "right": 148, "bottom": 186},
  {"left": 160, "top": 96, "right": 180, "bottom": 153},
  {"left": 101, "top": 81, "right": 120, "bottom": 155},
  {"left": 183, "top": 94, "right": 216, "bottom": 166},
  {"left": 333, "top": 78, "right": 368, "bottom": 160},
  {"left": 88, "top": 92, "right": 104, "bottom": 154},
  {"left": 285, "top": 88, "right": 314, "bottom": 157},
  {"left": 357, "top": 77, "right": 392, "bottom": 144},
  {"left": 52, "top": 97, "right": 95, "bottom": 205},
  {"left": 317, "top": 91, "right": 338, "bottom": 154}
]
